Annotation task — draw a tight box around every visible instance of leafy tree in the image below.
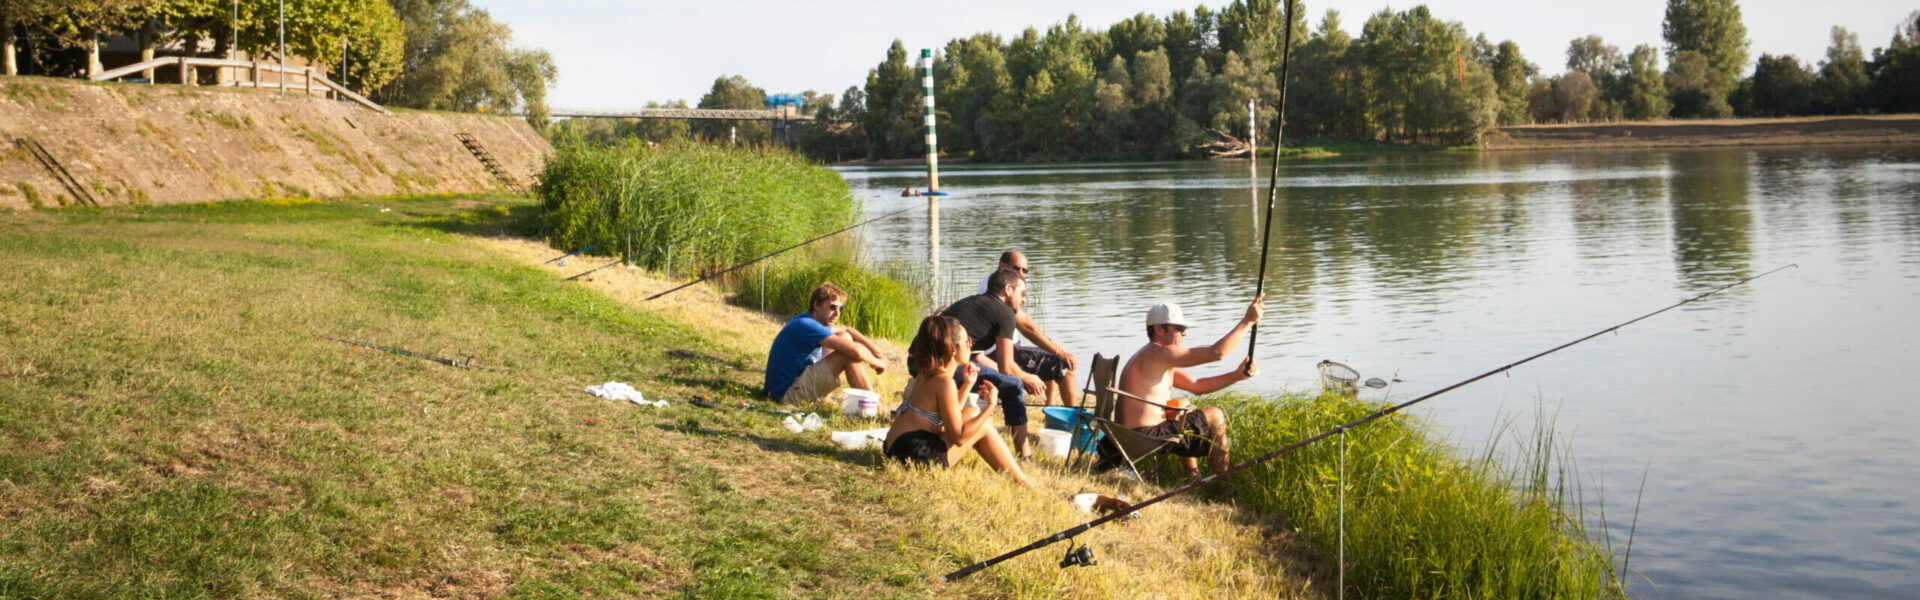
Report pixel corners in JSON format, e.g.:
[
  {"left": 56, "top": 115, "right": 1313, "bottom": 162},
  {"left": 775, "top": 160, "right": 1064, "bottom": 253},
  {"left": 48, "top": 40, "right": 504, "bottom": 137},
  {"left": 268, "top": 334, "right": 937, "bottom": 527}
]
[
  {"left": 1810, "top": 27, "right": 1868, "bottom": 114},
  {"left": 1106, "top": 12, "right": 1166, "bottom": 67},
  {"left": 1290, "top": 10, "right": 1368, "bottom": 137},
  {"left": 1622, "top": 44, "right": 1670, "bottom": 119},
  {"left": 696, "top": 75, "right": 769, "bottom": 145},
  {"left": 1666, "top": 49, "right": 1732, "bottom": 117},
  {"left": 1550, "top": 72, "right": 1597, "bottom": 123},
  {"left": 1359, "top": 6, "right": 1474, "bottom": 140},
  {"left": 378, "top": 0, "right": 550, "bottom": 119},
  {"left": 1129, "top": 47, "right": 1176, "bottom": 147},
  {"left": 1868, "top": 11, "right": 1920, "bottom": 112},
  {"left": 1663, "top": 0, "right": 1748, "bottom": 114},
  {"left": 2, "top": 0, "right": 66, "bottom": 75},
  {"left": 1525, "top": 78, "right": 1557, "bottom": 123},
  {"left": 861, "top": 40, "right": 916, "bottom": 159},
  {"left": 1090, "top": 55, "right": 1131, "bottom": 152},
  {"left": 1567, "top": 34, "right": 1625, "bottom": 120},
  {"left": 1747, "top": 53, "right": 1811, "bottom": 116},
  {"left": 1489, "top": 40, "right": 1537, "bottom": 125}
]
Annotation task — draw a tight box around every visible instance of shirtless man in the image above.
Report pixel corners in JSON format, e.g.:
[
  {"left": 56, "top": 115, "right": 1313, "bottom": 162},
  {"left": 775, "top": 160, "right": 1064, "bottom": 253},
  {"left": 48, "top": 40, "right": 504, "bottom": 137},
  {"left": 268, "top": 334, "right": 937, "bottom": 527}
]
[{"left": 1117, "top": 294, "right": 1264, "bottom": 481}]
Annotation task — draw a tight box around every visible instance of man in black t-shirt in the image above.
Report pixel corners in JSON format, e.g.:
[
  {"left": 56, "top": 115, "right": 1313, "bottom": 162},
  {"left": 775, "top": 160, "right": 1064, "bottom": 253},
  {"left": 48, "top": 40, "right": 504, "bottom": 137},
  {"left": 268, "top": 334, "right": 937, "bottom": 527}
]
[{"left": 940, "top": 269, "right": 1046, "bottom": 459}]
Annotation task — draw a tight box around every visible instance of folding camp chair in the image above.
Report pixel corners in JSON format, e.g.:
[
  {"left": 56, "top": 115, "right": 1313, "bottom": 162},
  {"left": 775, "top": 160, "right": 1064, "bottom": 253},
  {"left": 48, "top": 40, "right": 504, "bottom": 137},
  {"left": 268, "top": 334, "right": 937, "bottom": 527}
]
[{"left": 1074, "top": 354, "right": 1197, "bottom": 481}]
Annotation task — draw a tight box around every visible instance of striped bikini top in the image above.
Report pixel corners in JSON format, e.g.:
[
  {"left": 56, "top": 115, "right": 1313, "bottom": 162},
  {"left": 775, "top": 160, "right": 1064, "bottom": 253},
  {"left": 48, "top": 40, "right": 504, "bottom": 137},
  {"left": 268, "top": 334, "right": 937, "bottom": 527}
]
[{"left": 902, "top": 398, "right": 945, "bottom": 428}]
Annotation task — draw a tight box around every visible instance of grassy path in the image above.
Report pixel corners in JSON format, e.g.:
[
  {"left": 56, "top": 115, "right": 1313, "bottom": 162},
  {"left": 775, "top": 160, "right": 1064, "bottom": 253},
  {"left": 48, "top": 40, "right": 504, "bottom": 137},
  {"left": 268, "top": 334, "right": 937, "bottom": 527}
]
[{"left": 0, "top": 196, "right": 1320, "bottom": 599}]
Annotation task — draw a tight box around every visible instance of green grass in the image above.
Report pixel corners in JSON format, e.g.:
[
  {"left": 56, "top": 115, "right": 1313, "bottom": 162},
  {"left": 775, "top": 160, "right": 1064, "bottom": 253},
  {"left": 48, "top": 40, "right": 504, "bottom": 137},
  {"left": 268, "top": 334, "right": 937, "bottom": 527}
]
[
  {"left": 0, "top": 195, "right": 950, "bottom": 598},
  {"left": 1200, "top": 391, "right": 1626, "bottom": 599}
]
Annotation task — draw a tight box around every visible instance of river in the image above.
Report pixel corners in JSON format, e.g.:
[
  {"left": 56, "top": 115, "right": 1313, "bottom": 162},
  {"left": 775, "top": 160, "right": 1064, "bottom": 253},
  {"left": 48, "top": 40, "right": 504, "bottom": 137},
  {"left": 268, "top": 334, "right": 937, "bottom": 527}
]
[{"left": 837, "top": 146, "right": 1920, "bottom": 599}]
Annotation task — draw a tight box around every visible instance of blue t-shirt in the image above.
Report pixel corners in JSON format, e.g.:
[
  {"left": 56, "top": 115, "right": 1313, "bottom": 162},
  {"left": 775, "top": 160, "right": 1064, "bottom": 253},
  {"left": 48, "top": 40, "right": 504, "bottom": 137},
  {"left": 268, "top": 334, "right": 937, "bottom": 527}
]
[{"left": 764, "top": 313, "right": 834, "bottom": 399}]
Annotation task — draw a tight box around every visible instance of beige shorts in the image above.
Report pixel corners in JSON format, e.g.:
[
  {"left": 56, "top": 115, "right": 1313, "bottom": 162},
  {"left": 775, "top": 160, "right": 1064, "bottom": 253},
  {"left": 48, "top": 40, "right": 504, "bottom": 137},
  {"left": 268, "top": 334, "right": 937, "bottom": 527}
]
[{"left": 779, "top": 358, "right": 839, "bottom": 404}]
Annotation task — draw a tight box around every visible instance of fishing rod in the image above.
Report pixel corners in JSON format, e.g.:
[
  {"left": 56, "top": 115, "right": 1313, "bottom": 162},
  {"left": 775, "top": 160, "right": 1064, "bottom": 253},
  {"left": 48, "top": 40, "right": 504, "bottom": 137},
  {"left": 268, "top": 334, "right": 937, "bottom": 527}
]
[
  {"left": 1245, "top": 0, "right": 1299, "bottom": 375},
  {"left": 941, "top": 263, "right": 1797, "bottom": 582},
  {"left": 643, "top": 205, "right": 921, "bottom": 301},
  {"left": 317, "top": 334, "right": 511, "bottom": 374}
]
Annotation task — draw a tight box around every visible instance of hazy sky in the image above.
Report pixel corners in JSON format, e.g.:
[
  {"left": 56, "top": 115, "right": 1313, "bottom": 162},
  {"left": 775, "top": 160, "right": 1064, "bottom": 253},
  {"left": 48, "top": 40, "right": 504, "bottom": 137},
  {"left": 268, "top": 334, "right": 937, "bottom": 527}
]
[{"left": 471, "top": 0, "right": 1919, "bottom": 110}]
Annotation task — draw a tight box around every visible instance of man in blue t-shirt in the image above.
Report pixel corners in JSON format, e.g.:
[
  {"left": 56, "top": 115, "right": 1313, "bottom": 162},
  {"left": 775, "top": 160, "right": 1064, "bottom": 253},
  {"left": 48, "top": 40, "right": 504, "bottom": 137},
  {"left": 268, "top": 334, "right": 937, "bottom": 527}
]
[{"left": 764, "top": 281, "right": 887, "bottom": 406}]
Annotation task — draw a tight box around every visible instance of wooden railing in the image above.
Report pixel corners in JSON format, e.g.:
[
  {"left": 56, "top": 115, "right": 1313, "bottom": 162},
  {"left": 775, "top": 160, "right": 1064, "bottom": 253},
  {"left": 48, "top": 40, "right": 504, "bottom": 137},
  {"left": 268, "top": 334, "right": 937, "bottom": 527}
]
[{"left": 91, "top": 56, "right": 388, "bottom": 115}]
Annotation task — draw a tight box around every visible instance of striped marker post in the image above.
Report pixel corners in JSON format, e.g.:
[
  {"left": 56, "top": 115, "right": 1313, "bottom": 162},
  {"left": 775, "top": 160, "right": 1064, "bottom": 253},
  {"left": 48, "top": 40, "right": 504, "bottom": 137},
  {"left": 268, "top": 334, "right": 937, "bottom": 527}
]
[
  {"left": 921, "top": 49, "right": 941, "bottom": 193},
  {"left": 920, "top": 48, "right": 942, "bottom": 307}
]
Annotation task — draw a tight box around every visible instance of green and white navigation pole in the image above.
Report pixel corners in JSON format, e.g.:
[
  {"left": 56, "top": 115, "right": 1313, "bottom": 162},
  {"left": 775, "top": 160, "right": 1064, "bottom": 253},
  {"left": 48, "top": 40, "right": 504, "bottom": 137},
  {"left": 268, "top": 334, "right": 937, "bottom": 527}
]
[
  {"left": 921, "top": 49, "right": 941, "bottom": 194},
  {"left": 920, "top": 48, "right": 947, "bottom": 306}
]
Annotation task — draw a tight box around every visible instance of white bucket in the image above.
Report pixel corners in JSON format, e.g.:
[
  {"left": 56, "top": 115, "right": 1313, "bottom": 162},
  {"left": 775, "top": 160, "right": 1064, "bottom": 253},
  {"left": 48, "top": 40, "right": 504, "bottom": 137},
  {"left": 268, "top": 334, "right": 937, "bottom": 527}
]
[
  {"left": 1037, "top": 429, "right": 1072, "bottom": 458},
  {"left": 840, "top": 389, "right": 881, "bottom": 418}
]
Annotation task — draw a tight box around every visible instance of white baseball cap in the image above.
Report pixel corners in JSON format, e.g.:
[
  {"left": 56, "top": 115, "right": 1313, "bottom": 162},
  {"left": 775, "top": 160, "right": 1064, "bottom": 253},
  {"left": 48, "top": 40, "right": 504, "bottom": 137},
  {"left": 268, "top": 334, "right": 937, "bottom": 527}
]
[{"left": 1145, "top": 303, "right": 1188, "bottom": 328}]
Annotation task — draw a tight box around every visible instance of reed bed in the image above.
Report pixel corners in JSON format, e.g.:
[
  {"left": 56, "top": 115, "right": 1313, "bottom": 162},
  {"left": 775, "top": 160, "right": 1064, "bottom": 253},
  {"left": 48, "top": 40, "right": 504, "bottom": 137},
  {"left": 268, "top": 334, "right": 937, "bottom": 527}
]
[
  {"left": 728, "top": 250, "right": 924, "bottom": 342},
  {"left": 1200, "top": 391, "right": 1626, "bottom": 599},
  {"left": 536, "top": 139, "right": 854, "bottom": 274},
  {"left": 536, "top": 139, "right": 924, "bottom": 341}
]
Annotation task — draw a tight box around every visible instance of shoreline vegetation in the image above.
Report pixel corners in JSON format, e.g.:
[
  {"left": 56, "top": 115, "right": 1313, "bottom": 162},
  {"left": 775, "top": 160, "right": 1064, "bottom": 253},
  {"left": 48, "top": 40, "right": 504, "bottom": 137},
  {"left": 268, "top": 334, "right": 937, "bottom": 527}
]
[{"left": 831, "top": 114, "right": 1920, "bottom": 166}]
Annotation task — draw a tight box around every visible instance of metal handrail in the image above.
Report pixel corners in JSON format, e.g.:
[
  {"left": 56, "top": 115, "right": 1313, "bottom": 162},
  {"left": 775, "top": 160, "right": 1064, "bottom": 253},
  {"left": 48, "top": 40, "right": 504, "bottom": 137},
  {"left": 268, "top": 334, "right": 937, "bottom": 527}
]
[{"left": 91, "top": 57, "right": 388, "bottom": 115}]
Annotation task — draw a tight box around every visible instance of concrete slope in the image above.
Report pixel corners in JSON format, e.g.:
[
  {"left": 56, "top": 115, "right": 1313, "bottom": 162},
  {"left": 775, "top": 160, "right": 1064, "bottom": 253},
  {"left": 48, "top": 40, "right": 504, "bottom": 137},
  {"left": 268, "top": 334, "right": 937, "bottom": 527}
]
[{"left": 0, "top": 77, "right": 550, "bottom": 210}]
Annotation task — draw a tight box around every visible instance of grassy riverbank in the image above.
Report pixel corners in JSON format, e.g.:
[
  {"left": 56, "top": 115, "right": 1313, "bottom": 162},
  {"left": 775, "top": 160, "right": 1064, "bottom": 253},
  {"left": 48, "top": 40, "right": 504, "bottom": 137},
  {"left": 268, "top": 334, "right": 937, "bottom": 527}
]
[{"left": 0, "top": 196, "right": 1321, "bottom": 598}]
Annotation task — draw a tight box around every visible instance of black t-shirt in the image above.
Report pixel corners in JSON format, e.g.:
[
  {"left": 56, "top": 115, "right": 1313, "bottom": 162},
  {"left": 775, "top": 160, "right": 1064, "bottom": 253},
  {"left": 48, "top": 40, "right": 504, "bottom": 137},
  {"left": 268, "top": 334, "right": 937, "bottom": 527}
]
[{"left": 941, "top": 294, "right": 1018, "bottom": 353}]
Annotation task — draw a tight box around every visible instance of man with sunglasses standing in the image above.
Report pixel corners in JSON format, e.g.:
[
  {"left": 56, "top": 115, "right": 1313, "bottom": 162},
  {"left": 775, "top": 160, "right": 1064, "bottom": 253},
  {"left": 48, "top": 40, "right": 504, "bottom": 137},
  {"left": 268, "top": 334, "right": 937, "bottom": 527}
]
[
  {"left": 1117, "top": 295, "right": 1264, "bottom": 484},
  {"left": 764, "top": 281, "right": 887, "bottom": 406},
  {"left": 976, "top": 250, "right": 1078, "bottom": 408}
]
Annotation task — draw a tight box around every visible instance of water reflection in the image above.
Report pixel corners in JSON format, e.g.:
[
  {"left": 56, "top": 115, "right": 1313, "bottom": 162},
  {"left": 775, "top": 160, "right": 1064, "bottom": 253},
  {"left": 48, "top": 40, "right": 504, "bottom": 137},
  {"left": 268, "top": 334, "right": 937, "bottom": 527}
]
[{"left": 1668, "top": 150, "right": 1756, "bottom": 287}]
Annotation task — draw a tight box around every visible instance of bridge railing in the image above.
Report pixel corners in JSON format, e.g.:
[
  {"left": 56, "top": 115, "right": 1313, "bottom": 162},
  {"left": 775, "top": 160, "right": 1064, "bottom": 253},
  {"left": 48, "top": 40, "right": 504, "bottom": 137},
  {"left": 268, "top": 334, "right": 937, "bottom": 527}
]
[{"left": 92, "top": 57, "right": 389, "bottom": 115}]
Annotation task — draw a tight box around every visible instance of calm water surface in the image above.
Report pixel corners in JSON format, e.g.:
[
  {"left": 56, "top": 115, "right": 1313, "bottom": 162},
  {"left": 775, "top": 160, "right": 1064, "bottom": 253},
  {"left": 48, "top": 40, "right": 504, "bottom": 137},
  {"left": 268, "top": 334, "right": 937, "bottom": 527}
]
[{"left": 838, "top": 147, "right": 1920, "bottom": 599}]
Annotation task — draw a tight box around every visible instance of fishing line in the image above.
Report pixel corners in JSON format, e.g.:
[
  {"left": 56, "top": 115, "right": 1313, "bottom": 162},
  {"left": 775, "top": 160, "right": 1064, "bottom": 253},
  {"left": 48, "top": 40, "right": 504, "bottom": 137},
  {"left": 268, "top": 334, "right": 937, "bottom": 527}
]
[
  {"left": 643, "top": 205, "right": 920, "bottom": 301},
  {"left": 1245, "top": 0, "right": 1300, "bottom": 374},
  {"left": 941, "top": 263, "right": 1796, "bottom": 582},
  {"left": 317, "top": 334, "right": 511, "bottom": 374}
]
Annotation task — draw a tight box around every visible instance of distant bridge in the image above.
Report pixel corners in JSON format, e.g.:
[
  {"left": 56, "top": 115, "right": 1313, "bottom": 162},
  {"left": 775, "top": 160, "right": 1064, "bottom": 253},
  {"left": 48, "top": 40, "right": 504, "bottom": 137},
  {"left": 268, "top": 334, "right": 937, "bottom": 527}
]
[{"left": 549, "top": 107, "right": 812, "bottom": 121}]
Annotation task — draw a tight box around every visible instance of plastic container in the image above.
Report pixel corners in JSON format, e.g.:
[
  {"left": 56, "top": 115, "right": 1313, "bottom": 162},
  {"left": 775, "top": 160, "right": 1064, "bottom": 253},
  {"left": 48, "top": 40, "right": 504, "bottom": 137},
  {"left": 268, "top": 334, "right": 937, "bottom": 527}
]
[
  {"left": 1042, "top": 406, "right": 1089, "bottom": 431},
  {"left": 840, "top": 389, "right": 881, "bottom": 418},
  {"left": 1036, "top": 429, "right": 1073, "bottom": 458}
]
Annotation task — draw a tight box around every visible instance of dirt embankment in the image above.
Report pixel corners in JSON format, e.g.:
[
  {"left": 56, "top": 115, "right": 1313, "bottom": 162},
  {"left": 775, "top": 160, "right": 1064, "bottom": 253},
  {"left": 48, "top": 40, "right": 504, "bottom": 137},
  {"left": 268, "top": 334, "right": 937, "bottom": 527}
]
[
  {"left": 1486, "top": 114, "right": 1920, "bottom": 151},
  {"left": 0, "top": 76, "right": 550, "bottom": 210}
]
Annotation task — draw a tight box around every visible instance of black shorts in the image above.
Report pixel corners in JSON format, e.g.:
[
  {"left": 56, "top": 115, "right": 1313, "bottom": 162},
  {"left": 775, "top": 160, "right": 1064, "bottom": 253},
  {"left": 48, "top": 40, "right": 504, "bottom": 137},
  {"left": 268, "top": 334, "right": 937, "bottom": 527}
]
[
  {"left": 1014, "top": 346, "right": 1069, "bottom": 383},
  {"left": 1136, "top": 409, "right": 1215, "bottom": 458},
  {"left": 884, "top": 429, "right": 949, "bottom": 467}
]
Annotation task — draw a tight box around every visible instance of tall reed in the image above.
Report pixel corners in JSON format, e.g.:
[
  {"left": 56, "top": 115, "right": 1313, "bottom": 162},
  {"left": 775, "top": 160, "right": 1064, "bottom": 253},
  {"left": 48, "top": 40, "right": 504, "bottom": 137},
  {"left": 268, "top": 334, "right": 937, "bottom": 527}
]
[
  {"left": 1198, "top": 392, "right": 1625, "bottom": 599},
  {"left": 536, "top": 139, "right": 856, "bottom": 273}
]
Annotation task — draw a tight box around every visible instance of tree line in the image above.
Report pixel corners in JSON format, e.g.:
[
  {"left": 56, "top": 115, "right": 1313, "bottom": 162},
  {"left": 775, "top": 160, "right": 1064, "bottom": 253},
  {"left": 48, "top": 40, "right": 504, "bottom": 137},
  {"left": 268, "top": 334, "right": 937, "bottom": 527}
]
[
  {"left": 2, "top": 0, "right": 557, "bottom": 129},
  {"left": 585, "top": 1, "right": 1920, "bottom": 163}
]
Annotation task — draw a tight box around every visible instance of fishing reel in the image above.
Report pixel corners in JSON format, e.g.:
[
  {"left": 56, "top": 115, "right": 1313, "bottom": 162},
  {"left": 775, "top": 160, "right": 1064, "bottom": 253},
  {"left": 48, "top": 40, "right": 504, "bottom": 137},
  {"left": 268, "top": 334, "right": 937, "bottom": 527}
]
[{"left": 1058, "top": 539, "right": 1097, "bottom": 569}]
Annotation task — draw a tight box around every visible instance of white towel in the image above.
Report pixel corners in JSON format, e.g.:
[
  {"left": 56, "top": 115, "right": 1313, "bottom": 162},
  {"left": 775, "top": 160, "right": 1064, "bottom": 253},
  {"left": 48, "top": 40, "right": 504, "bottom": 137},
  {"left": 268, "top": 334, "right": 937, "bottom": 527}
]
[{"left": 585, "top": 381, "right": 667, "bottom": 407}]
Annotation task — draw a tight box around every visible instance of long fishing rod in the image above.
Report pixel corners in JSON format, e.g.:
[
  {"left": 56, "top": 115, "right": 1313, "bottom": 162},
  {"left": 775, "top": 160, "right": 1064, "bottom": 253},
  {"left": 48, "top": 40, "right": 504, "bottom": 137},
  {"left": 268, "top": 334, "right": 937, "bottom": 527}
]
[
  {"left": 644, "top": 205, "right": 921, "bottom": 301},
  {"left": 1245, "top": 0, "right": 1299, "bottom": 374},
  {"left": 942, "top": 263, "right": 1797, "bottom": 582}
]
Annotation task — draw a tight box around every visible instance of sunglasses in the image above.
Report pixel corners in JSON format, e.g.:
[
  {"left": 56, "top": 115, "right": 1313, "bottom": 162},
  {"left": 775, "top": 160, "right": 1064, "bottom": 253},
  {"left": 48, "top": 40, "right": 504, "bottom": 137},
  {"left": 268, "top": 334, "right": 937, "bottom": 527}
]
[{"left": 827, "top": 303, "right": 844, "bottom": 311}]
